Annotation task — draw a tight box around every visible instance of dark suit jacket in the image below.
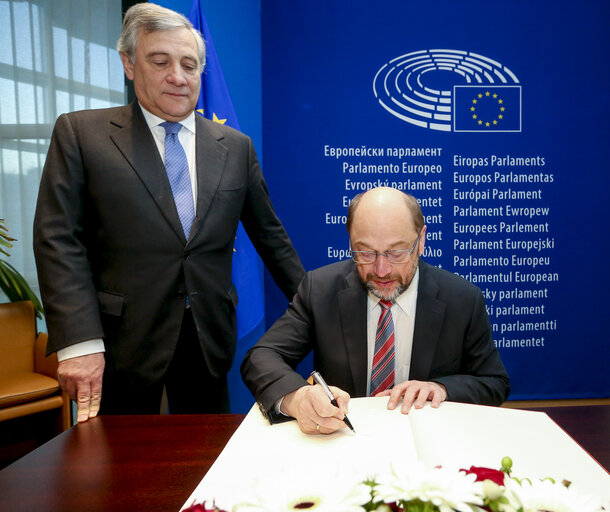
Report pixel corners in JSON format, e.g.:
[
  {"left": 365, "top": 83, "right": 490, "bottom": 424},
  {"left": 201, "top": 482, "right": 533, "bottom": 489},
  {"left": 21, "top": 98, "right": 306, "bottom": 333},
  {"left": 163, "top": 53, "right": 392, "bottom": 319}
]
[
  {"left": 241, "top": 259, "right": 509, "bottom": 420},
  {"left": 33, "top": 102, "right": 304, "bottom": 389}
]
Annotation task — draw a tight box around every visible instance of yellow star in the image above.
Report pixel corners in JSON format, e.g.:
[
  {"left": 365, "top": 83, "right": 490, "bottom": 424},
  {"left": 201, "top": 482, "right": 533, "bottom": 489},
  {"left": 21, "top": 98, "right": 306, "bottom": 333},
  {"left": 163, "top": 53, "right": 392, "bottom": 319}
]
[
  {"left": 196, "top": 108, "right": 205, "bottom": 116},
  {"left": 472, "top": 99, "right": 478, "bottom": 104},
  {"left": 478, "top": 120, "right": 483, "bottom": 125},
  {"left": 470, "top": 106, "right": 475, "bottom": 111},
  {"left": 478, "top": 93, "right": 483, "bottom": 98},
  {"left": 499, "top": 114, "right": 504, "bottom": 119},
  {"left": 485, "top": 91, "right": 490, "bottom": 96},
  {"left": 493, "top": 120, "right": 498, "bottom": 125},
  {"left": 212, "top": 113, "right": 227, "bottom": 124},
  {"left": 472, "top": 114, "right": 477, "bottom": 119},
  {"left": 493, "top": 93, "right": 498, "bottom": 99},
  {"left": 498, "top": 99, "right": 503, "bottom": 104},
  {"left": 500, "top": 106, "right": 505, "bottom": 112},
  {"left": 485, "top": 122, "right": 490, "bottom": 127}
]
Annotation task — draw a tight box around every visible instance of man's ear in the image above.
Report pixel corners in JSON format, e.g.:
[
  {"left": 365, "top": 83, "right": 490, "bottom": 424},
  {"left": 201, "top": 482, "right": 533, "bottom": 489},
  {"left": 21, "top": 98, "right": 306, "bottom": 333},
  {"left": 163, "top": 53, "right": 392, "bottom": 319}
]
[
  {"left": 418, "top": 225, "right": 427, "bottom": 256},
  {"left": 120, "top": 52, "right": 135, "bottom": 80}
]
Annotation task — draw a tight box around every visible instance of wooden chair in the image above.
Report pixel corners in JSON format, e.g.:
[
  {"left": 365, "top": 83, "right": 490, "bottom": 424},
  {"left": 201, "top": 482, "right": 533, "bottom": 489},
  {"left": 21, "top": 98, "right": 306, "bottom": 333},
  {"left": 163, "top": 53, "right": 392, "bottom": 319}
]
[{"left": 0, "top": 301, "right": 71, "bottom": 466}]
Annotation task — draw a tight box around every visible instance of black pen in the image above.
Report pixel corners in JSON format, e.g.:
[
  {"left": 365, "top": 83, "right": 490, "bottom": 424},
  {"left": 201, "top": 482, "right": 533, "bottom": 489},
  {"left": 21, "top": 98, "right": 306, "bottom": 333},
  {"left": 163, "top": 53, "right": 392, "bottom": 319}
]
[{"left": 310, "top": 371, "right": 356, "bottom": 433}]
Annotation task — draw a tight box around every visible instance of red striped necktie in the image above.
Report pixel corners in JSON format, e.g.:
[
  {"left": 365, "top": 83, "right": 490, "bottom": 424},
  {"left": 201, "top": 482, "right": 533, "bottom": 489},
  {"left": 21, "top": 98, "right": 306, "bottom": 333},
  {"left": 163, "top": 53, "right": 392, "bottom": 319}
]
[{"left": 370, "top": 300, "right": 395, "bottom": 396}]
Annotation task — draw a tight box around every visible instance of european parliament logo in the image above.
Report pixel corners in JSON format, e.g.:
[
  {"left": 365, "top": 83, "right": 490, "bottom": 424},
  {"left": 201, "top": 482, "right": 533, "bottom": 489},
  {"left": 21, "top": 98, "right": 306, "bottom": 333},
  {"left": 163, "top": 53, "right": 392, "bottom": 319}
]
[{"left": 372, "top": 49, "right": 522, "bottom": 132}]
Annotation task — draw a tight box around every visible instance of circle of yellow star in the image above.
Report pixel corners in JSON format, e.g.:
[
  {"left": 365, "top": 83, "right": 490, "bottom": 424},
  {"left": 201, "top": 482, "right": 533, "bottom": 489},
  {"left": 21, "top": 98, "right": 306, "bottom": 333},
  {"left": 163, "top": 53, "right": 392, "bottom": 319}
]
[{"left": 469, "top": 90, "right": 507, "bottom": 128}]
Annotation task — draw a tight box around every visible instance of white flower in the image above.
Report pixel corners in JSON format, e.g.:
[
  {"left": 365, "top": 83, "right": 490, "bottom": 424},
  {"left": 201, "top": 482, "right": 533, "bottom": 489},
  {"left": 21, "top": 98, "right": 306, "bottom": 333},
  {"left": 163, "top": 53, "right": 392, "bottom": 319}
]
[
  {"left": 504, "top": 478, "right": 603, "bottom": 512},
  {"left": 373, "top": 462, "right": 483, "bottom": 512},
  {"left": 232, "top": 468, "right": 370, "bottom": 512},
  {"left": 481, "top": 480, "right": 504, "bottom": 500}
]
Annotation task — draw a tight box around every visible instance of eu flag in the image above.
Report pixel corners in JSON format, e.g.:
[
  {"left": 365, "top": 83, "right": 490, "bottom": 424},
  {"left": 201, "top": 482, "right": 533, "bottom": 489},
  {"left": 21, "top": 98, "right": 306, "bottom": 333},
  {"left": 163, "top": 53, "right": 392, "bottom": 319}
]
[
  {"left": 189, "top": 0, "right": 265, "bottom": 412},
  {"left": 453, "top": 85, "right": 522, "bottom": 132}
]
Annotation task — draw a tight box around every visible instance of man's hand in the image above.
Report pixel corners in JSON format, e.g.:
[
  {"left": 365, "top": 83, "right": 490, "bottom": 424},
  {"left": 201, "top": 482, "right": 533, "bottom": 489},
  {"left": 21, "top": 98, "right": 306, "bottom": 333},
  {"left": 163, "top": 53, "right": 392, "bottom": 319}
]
[
  {"left": 57, "top": 353, "right": 105, "bottom": 422},
  {"left": 376, "top": 380, "right": 447, "bottom": 414},
  {"left": 281, "top": 384, "right": 350, "bottom": 434}
]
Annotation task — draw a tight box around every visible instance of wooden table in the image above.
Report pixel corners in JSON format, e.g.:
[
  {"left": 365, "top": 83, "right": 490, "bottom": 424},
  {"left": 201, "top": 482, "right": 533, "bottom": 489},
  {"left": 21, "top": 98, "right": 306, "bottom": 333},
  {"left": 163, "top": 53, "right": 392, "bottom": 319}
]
[
  {"left": 0, "top": 406, "right": 608, "bottom": 512},
  {"left": 0, "top": 414, "right": 244, "bottom": 512},
  {"left": 535, "top": 405, "right": 610, "bottom": 470}
]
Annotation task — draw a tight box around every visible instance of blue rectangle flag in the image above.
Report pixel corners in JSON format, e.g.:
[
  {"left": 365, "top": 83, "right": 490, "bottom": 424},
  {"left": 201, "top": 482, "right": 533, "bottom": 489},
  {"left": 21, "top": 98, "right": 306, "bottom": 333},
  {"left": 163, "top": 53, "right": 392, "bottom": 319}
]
[
  {"left": 453, "top": 85, "right": 522, "bottom": 132},
  {"left": 189, "top": 0, "right": 265, "bottom": 412}
]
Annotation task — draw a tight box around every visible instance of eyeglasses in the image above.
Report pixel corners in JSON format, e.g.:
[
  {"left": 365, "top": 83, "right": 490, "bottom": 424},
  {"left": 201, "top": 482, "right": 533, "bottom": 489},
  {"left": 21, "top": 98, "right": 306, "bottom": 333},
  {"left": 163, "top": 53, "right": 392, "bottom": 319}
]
[{"left": 351, "top": 232, "right": 421, "bottom": 265}]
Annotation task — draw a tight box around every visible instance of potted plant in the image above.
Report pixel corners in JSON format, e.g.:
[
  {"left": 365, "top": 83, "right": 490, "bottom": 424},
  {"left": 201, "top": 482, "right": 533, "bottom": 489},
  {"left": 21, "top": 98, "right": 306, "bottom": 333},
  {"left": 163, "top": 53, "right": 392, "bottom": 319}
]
[{"left": 0, "top": 218, "right": 43, "bottom": 318}]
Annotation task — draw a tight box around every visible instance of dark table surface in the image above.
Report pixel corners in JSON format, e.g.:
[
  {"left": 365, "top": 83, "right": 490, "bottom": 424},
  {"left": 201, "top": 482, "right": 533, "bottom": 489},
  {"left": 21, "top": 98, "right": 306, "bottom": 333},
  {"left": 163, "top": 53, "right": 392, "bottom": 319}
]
[{"left": 0, "top": 406, "right": 608, "bottom": 512}]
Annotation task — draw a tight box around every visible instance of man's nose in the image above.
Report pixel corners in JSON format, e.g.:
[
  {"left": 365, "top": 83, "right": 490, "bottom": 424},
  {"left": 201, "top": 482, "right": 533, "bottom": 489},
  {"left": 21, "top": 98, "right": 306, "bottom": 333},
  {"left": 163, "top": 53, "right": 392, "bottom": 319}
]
[
  {"left": 166, "top": 64, "right": 187, "bottom": 85},
  {"left": 373, "top": 253, "right": 392, "bottom": 276}
]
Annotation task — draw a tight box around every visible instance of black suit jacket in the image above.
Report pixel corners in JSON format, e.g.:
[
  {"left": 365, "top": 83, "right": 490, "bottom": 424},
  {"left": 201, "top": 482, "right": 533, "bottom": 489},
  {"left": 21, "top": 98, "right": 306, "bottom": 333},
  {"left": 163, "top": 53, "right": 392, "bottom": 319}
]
[
  {"left": 33, "top": 103, "right": 304, "bottom": 387},
  {"left": 241, "top": 259, "right": 509, "bottom": 419}
]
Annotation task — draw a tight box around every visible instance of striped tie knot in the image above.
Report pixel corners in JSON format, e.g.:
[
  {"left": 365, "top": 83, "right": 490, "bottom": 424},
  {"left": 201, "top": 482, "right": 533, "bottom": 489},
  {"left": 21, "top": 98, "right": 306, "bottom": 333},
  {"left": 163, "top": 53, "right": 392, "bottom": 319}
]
[
  {"left": 379, "top": 300, "right": 394, "bottom": 311},
  {"left": 161, "top": 121, "right": 182, "bottom": 135}
]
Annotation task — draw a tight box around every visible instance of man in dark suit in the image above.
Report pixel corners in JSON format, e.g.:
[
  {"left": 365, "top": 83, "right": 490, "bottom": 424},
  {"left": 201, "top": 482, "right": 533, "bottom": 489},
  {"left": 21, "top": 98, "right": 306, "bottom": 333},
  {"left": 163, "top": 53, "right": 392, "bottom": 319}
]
[
  {"left": 33, "top": 3, "right": 304, "bottom": 422},
  {"left": 241, "top": 187, "right": 509, "bottom": 434}
]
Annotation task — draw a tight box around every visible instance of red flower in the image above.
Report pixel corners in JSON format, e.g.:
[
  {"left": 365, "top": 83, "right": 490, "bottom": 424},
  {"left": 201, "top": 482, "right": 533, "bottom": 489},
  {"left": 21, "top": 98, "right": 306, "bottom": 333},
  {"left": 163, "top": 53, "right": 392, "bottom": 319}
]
[
  {"left": 462, "top": 466, "right": 505, "bottom": 486},
  {"left": 183, "top": 502, "right": 227, "bottom": 512}
]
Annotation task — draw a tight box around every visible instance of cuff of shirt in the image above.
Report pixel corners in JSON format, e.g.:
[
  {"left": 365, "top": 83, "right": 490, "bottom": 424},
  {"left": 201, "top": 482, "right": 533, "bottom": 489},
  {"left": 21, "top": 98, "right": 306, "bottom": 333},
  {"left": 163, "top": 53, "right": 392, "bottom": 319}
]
[
  {"left": 274, "top": 397, "right": 285, "bottom": 416},
  {"left": 56, "top": 339, "right": 105, "bottom": 362}
]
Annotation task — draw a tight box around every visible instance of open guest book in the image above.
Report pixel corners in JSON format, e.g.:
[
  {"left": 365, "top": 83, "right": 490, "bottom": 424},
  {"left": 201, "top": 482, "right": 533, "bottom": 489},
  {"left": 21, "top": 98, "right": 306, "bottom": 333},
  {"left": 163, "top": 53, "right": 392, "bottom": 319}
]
[{"left": 182, "top": 398, "right": 610, "bottom": 510}]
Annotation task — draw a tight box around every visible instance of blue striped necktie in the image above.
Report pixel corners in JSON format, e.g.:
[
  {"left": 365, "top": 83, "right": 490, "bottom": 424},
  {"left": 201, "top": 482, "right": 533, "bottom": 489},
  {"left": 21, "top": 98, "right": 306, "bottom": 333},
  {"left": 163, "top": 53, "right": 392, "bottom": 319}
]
[
  {"left": 160, "top": 121, "right": 195, "bottom": 239},
  {"left": 371, "top": 300, "right": 395, "bottom": 396}
]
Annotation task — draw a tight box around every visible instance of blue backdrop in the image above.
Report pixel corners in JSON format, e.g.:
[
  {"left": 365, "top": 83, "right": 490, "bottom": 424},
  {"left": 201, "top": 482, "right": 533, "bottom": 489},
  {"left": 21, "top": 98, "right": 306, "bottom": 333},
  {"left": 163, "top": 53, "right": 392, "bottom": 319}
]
[
  {"left": 260, "top": 0, "right": 610, "bottom": 400},
  {"left": 160, "top": 0, "right": 609, "bottom": 402}
]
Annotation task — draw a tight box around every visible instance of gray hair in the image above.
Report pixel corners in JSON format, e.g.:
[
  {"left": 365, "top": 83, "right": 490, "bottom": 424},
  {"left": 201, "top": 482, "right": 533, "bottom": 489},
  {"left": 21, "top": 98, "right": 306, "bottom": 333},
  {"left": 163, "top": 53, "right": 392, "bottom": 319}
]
[{"left": 117, "top": 3, "right": 206, "bottom": 72}]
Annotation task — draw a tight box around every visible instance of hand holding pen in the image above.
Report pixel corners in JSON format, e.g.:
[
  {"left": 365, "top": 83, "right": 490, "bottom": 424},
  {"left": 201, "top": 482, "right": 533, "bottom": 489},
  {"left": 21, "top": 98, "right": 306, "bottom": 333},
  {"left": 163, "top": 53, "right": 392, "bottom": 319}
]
[
  {"left": 310, "top": 371, "right": 356, "bottom": 433},
  {"left": 280, "top": 372, "right": 355, "bottom": 435}
]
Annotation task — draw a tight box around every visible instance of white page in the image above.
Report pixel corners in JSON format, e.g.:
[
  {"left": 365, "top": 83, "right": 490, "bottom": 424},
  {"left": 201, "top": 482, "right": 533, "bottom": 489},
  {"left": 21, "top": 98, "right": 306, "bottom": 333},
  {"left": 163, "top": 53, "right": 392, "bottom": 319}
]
[
  {"left": 182, "top": 397, "right": 417, "bottom": 510},
  {"left": 182, "top": 399, "right": 610, "bottom": 510},
  {"left": 408, "top": 401, "right": 610, "bottom": 500}
]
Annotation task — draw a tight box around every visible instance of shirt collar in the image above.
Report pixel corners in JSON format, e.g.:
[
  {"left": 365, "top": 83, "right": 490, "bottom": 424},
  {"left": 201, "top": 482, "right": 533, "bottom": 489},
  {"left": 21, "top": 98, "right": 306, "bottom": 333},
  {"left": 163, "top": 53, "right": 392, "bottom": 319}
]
[
  {"left": 138, "top": 102, "right": 196, "bottom": 135},
  {"left": 367, "top": 266, "right": 420, "bottom": 315}
]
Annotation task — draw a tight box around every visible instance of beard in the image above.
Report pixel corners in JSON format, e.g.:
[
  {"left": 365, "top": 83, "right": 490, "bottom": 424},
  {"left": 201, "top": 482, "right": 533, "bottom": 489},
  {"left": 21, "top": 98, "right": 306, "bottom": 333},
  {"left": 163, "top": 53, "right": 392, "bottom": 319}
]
[
  {"left": 360, "top": 258, "right": 419, "bottom": 301},
  {"left": 365, "top": 278, "right": 407, "bottom": 301}
]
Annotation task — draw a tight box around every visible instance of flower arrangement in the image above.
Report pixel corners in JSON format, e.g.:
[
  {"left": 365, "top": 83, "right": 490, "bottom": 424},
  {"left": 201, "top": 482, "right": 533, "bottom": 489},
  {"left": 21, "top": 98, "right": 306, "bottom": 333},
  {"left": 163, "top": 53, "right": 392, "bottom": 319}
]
[{"left": 183, "top": 457, "right": 606, "bottom": 512}]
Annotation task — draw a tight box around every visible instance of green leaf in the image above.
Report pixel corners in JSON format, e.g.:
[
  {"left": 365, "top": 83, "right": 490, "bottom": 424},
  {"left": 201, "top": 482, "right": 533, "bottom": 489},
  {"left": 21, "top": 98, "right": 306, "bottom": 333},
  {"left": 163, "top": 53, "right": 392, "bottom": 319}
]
[
  {"left": 0, "top": 219, "right": 17, "bottom": 253},
  {"left": 0, "top": 260, "right": 44, "bottom": 318},
  {"left": 0, "top": 220, "right": 44, "bottom": 318},
  {"left": 0, "top": 263, "right": 23, "bottom": 296}
]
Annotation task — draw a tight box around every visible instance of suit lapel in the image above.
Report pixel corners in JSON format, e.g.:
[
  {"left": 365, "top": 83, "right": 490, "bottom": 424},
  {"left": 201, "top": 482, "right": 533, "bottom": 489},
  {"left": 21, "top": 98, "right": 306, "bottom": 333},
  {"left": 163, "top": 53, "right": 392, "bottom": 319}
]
[
  {"left": 410, "top": 261, "right": 446, "bottom": 380},
  {"left": 191, "top": 115, "right": 228, "bottom": 243},
  {"left": 337, "top": 268, "right": 368, "bottom": 396},
  {"left": 109, "top": 103, "right": 186, "bottom": 243}
]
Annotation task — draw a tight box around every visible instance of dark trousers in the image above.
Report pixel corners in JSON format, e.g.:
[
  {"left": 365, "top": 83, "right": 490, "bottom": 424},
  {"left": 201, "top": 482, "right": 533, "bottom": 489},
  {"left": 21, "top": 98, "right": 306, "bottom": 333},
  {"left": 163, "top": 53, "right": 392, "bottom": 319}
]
[{"left": 100, "top": 309, "right": 230, "bottom": 415}]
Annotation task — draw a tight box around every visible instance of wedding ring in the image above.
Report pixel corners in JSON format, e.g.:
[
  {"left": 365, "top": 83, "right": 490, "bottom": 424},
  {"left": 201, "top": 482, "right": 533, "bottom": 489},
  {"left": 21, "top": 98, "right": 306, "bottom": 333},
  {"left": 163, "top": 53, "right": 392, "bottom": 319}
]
[{"left": 316, "top": 424, "right": 320, "bottom": 431}]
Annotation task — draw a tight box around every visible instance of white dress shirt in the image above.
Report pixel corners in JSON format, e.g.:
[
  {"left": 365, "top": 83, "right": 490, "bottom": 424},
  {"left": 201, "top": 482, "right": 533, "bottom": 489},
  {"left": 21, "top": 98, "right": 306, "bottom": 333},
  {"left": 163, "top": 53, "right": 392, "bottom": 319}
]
[
  {"left": 57, "top": 104, "right": 197, "bottom": 362},
  {"left": 141, "top": 107, "right": 198, "bottom": 205},
  {"left": 275, "top": 267, "right": 420, "bottom": 413}
]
